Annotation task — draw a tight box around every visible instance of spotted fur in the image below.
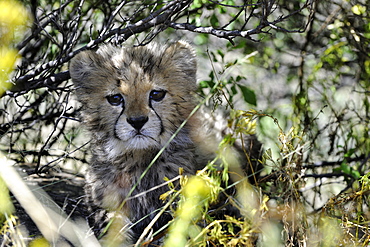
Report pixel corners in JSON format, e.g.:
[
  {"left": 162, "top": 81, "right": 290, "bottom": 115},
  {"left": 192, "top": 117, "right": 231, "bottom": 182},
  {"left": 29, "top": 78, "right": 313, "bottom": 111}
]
[{"left": 69, "top": 41, "right": 261, "bottom": 245}]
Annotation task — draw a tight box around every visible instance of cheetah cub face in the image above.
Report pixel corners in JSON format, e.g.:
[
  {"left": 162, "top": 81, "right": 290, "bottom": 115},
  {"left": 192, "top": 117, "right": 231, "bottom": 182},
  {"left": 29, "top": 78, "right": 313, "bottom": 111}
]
[{"left": 69, "top": 41, "right": 198, "bottom": 152}]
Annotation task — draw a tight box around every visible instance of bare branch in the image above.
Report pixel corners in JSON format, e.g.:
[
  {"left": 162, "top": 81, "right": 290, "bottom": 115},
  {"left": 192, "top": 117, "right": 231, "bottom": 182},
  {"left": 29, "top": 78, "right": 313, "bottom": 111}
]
[{"left": 168, "top": 22, "right": 264, "bottom": 40}]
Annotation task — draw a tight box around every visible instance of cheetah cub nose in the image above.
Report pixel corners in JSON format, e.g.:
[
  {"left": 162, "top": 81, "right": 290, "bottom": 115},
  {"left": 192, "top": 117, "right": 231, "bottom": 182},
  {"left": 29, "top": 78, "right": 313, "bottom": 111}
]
[{"left": 127, "top": 116, "right": 149, "bottom": 131}]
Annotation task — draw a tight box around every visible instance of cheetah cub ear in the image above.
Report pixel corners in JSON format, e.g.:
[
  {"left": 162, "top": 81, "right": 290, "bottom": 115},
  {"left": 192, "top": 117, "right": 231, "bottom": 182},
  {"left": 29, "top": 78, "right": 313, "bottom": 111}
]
[
  {"left": 69, "top": 45, "right": 119, "bottom": 90},
  {"left": 162, "top": 40, "right": 197, "bottom": 81},
  {"left": 69, "top": 50, "right": 96, "bottom": 84}
]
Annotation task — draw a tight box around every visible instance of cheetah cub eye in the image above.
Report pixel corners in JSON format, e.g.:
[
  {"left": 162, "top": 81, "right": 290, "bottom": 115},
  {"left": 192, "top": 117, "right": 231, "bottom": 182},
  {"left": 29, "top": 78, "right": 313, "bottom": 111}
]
[
  {"left": 106, "top": 94, "right": 124, "bottom": 106},
  {"left": 149, "top": 90, "right": 166, "bottom": 102}
]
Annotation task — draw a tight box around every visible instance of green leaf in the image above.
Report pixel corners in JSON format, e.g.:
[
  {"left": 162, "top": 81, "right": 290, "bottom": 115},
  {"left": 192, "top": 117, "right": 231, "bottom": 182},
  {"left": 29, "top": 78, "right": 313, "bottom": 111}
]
[
  {"left": 340, "top": 161, "right": 361, "bottom": 179},
  {"left": 210, "top": 14, "right": 219, "bottom": 27},
  {"left": 231, "top": 84, "right": 237, "bottom": 95},
  {"left": 238, "top": 84, "right": 257, "bottom": 106},
  {"left": 199, "top": 80, "right": 214, "bottom": 89}
]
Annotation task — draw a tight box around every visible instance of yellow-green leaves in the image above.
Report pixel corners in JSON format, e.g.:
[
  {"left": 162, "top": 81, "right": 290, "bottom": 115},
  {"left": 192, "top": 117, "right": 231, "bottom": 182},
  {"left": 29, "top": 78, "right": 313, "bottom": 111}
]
[
  {"left": 0, "top": 176, "right": 14, "bottom": 223},
  {"left": 351, "top": 4, "right": 366, "bottom": 15},
  {"left": 164, "top": 176, "right": 212, "bottom": 247},
  {"left": 0, "top": 0, "right": 29, "bottom": 96}
]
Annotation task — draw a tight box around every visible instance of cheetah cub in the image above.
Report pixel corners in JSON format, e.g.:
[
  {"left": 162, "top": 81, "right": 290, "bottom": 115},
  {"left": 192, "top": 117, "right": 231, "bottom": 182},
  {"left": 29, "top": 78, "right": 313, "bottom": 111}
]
[{"left": 69, "top": 41, "right": 261, "bottom": 244}]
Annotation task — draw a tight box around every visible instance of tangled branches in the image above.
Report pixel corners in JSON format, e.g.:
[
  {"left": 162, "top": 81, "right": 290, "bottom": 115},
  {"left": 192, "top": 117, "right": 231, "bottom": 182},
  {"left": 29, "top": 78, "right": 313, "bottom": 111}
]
[{"left": 1, "top": 0, "right": 315, "bottom": 172}]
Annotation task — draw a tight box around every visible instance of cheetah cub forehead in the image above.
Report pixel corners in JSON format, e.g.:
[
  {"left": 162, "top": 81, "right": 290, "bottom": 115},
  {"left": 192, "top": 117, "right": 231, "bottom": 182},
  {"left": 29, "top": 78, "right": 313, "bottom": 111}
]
[{"left": 69, "top": 41, "right": 198, "bottom": 151}]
